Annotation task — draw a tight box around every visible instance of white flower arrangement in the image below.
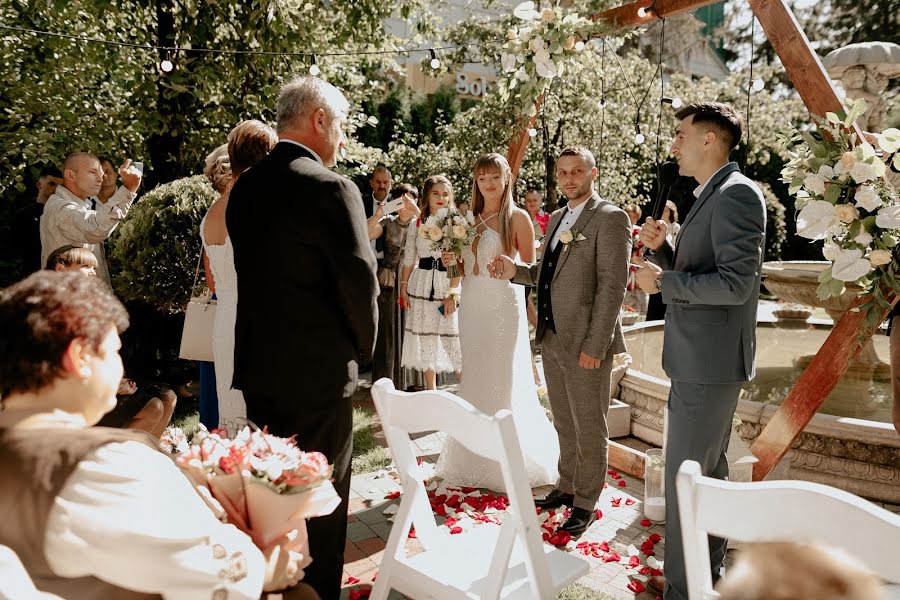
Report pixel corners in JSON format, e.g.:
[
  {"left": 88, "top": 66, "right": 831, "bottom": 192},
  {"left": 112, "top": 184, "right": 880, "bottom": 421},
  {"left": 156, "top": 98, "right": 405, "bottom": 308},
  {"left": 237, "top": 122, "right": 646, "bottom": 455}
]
[
  {"left": 422, "top": 208, "right": 477, "bottom": 278},
  {"left": 781, "top": 97, "right": 900, "bottom": 326},
  {"left": 497, "top": 2, "right": 615, "bottom": 119}
]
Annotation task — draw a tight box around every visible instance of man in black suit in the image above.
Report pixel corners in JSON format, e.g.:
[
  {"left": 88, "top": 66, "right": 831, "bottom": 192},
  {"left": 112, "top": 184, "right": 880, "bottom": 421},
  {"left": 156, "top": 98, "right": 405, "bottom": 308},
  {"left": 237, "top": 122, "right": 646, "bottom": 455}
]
[{"left": 226, "top": 75, "right": 378, "bottom": 600}]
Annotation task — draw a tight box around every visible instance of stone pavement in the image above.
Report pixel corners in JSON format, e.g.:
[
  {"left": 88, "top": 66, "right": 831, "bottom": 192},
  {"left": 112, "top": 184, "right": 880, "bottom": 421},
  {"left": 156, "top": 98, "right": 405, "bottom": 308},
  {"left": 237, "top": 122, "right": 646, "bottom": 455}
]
[{"left": 340, "top": 426, "right": 663, "bottom": 600}]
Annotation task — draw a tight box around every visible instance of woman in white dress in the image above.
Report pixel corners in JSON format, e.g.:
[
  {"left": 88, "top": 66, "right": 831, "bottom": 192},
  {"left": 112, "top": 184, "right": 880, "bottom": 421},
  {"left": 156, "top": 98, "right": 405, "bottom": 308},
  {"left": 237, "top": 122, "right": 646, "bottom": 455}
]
[
  {"left": 201, "top": 120, "right": 277, "bottom": 434},
  {"left": 399, "top": 175, "right": 462, "bottom": 389},
  {"left": 436, "top": 153, "right": 560, "bottom": 492}
]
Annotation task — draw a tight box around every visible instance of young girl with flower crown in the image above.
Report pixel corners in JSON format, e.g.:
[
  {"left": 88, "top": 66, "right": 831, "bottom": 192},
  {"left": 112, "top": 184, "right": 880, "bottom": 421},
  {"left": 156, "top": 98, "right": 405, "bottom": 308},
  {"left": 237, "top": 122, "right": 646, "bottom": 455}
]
[{"left": 399, "top": 175, "right": 462, "bottom": 390}]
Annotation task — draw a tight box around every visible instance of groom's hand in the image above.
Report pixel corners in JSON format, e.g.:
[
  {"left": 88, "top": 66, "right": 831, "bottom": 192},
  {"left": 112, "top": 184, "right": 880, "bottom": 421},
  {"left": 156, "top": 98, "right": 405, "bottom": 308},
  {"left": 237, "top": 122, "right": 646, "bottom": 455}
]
[
  {"left": 579, "top": 352, "right": 602, "bottom": 369},
  {"left": 488, "top": 255, "right": 516, "bottom": 279}
]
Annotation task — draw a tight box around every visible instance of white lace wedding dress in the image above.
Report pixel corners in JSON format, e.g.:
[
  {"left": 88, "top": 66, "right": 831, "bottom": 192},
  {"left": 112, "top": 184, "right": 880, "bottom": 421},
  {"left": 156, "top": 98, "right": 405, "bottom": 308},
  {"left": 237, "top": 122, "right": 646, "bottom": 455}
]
[
  {"left": 435, "top": 225, "right": 559, "bottom": 492},
  {"left": 200, "top": 215, "right": 246, "bottom": 434}
]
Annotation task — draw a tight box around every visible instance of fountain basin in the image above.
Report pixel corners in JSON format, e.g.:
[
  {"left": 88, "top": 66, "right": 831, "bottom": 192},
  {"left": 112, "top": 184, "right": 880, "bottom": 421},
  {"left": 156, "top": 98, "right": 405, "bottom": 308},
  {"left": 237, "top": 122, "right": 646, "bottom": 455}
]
[{"left": 618, "top": 319, "right": 900, "bottom": 503}]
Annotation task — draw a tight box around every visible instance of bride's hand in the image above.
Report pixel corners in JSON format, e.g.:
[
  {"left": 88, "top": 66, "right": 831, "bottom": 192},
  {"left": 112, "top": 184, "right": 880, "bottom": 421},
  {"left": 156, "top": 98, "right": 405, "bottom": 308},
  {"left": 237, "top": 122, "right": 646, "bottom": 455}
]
[
  {"left": 488, "top": 255, "right": 516, "bottom": 280},
  {"left": 262, "top": 534, "right": 305, "bottom": 591},
  {"left": 440, "top": 250, "right": 457, "bottom": 268},
  {"left": 442, "top": 297, "right": 457, "bottom": 318}
]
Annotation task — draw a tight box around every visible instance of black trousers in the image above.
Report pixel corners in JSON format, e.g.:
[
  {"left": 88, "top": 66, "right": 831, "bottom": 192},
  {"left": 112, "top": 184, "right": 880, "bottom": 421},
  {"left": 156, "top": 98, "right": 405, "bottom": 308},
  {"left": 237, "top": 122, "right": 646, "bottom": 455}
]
[
  {"left": 373, "top": 284, "right": 398, "bottom": 382},
  {"left": 244, "top": 389, "right": 353, "bottom": 600}
]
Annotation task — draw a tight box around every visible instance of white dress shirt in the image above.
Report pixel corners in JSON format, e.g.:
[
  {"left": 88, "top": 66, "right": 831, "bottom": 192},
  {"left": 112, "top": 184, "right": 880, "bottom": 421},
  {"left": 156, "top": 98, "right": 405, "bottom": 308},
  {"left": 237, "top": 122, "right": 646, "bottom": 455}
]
[
  {"left": 692, "top": 162, "right": 731, "bottom": 199},
  {"left": 549, "top": 198, "right": 589, "bottom": 252}
]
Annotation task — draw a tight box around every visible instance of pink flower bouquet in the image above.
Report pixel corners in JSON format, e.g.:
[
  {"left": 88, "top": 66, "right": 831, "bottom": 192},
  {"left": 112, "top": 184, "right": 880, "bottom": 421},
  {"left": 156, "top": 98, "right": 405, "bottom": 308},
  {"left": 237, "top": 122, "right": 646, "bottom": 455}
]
[{"left": 174, "top": 426, "right": 340, "bottom": 558}]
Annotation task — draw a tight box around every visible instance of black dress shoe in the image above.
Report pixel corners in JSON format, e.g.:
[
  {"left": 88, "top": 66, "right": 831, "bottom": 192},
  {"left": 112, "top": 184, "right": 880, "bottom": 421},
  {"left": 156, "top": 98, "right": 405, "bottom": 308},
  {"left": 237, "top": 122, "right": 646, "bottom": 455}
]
[
  {"left": 533, "top": 488, "right": 575, "bottom": 510},
  {"left": 560, "top": 507, "right": 596, "bottom": 537}
]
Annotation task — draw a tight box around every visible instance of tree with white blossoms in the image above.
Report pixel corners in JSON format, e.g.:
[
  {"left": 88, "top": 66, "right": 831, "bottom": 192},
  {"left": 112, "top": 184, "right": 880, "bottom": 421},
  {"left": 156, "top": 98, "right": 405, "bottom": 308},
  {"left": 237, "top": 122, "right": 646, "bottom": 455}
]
[{"left": 784, "top": 97, "right": 900, "bottom": 325}]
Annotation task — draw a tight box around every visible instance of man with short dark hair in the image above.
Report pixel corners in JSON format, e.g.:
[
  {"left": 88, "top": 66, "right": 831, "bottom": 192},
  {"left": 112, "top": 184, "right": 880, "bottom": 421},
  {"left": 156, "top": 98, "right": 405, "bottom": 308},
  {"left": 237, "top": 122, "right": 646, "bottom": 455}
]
[
  {"left": 8, "top": 165, "right": 63, "bottom": 278},
  {"left": 635, "top": 101, "right": 766, "bottom": 600},
  {"left": 39, "top": 153, "right": 141, "bottom": 287}
]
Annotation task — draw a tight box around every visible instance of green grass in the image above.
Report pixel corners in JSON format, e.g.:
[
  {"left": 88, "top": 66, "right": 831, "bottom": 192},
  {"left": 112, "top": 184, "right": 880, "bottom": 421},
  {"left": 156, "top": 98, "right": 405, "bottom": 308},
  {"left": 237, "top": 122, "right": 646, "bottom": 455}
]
[
  {"left": 555, "top": 584, "right": 618, "bottom": 599},
  {"left": 352, "top": 406, "right": 393, "bottom": 475}
]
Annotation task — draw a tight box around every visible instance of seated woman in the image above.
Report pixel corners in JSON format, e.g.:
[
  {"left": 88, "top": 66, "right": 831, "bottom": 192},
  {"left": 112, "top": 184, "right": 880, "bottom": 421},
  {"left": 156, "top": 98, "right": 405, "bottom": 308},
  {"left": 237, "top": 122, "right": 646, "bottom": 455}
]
[
  {"left": 0, "top": 271, "right": 309, "bottom": 598},
  {"left": 45, "top": 245, "right": 176, "bottom": 438}
]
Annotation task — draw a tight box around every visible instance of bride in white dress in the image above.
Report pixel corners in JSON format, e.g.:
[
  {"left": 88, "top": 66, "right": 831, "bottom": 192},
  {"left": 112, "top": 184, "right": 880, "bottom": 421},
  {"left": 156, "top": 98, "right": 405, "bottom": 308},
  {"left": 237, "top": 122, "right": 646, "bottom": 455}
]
[{"left": 435, "top": 153, "right": 560, "bottom": 492}]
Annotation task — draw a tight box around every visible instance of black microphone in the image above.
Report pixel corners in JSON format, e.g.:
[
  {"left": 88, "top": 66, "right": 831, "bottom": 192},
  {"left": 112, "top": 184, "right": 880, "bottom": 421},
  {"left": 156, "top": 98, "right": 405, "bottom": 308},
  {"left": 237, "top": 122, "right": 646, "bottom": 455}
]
[{"left": 649, "top": 161, "right": 680, "bottom": 222}]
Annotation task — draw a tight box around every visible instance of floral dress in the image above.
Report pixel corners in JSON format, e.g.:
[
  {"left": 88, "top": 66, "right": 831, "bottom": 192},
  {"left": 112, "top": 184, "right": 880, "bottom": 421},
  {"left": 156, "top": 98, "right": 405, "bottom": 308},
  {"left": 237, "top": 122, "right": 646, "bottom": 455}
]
[{"left": 400, "top": 220, "right": 462, "bottom": 373}]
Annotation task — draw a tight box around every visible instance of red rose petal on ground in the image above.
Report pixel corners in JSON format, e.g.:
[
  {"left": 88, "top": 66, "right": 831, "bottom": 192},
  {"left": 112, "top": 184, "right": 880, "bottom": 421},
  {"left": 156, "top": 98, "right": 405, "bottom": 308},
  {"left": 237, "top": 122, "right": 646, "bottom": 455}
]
[
  {"left": 461, "top": 486, "right": 478, "bottom": 493},
  {"left": 594, "top": 509, "right": 603, "bottom": 520},
  {"left": 610, "top": 473, "right": 621, "bottom": 479},
  {"left": 450, "top": 526, "right": 463, "bottom": 534},
  {"left": 549, "top": 530, "right": 571, "bottom": 546},
  {"left": 433, "top": 503, "right": 447, "bottom": 516},
  {"left": 639, "top": 566, "right": 652, "bottom": 575},
  {"left": 641, "top": 539, "right": 656, "bottom": 555},
  {"left": 626, "top": 580, "right": 646, "bottom": 593},
  {"left": 607, "top": 469, "right": 618, "bottom": 476},
  {"left": 346, "top": 576, "right": 360, "bottom": 584},
  {"left": 625, "top": 498, "right": 636, "bottom": 506},
  {"left": 599, "top": 541, "right": 610, "bottom": 552},
  {"left": 603, "top": 552, "right": 621, "bottom": 563},
  {"left": 650, "top": 533, "right": 662, "bottom": 543},
  {"left": 628, "top": 555, "right": 640, "bottom": 567},
  {"left": 408, "top": 527, "right": 417, "bottom": 539},
  {"left": 640, "top": 518, "right": 652, "bottom": 527},
  {"left": 576, "top": 541, "right": 590, "bottom": 549},
  {"left": 542, "top": 532, "right": 550, "bottom": 541},
  {"left": 617, "top": 480, "right": 627, "bottom": 487},
  {"left": 384, "top": 490, "right": 401, "bottom": 499},
  {"left": 611, "top": 498, "right": 622, "bottom": 507}
]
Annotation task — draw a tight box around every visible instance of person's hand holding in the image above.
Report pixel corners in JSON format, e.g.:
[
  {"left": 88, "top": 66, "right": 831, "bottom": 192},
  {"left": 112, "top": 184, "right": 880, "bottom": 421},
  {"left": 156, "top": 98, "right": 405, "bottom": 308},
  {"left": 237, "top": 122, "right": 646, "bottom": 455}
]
[
  {"left": 633, "top": 254, "right": 663, "bottom": 294},
  {"left": 262, "top": 533, "right": 305, "bottom": 592},
  {"left": 487, "top": 255, "right": 516, "bottom": 280},
  {"left": 374, "top": 202, "right": 385, "bottom": 222},
  {"left": 442, "top": 297, "right": 457, "bottom": 318},
  {"left": 578, "top": 352, "right": 602, "bottom": 369},
  {"left": 441, "top": 250, "right": 457, "bottom": 268},
  {"left": 640, "top": 218, "right": 668, "bottom": 252},
  {"left": 398, "top": 193, "right": 420, "bottom": 225},
  {"left": 119, "top": 159, "right": 142, "bottom": 193},
  {"left": 399, "top": 287, "right": 411, "bottom": 310}
]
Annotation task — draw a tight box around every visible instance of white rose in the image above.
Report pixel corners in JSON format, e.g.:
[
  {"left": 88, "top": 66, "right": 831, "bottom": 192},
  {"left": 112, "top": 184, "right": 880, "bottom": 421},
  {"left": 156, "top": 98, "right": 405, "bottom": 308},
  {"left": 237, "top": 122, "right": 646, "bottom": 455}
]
[
  {"left": 876, "top": 204, "right": 900, "bottom": 229},
  {"left": 854, "top": 231, "right": 873, "bottom": 247},
  {"left": 513, "top": 1, "right": 540, "bottom": 20},
  {"left": 803, "top": 172, "right": 826, "bottom": 196},
  {"left": 822, "top": 240, "right": 840, "bottom": 261},
  {"left": 834, "top": 203, "right": 859, "bottom": 223},
  {"left": 834, "top": 151, "right": 856, "bottom": 177},
  {"left": 452, "top": 224, "right": 467, "bottom": 239},
  {"left": 831, "top": 248, "right": 872, "bottom": 282},
  {"left": 534, "top": 51, "right": 557, "bottom": 78},
  {"left": 868, "top": 249, "right": 893, "bottom": 267},
  {"left": 854, "top": 185, "right": 882, "bottom": 212},
  {"left": 558, "top": 229, "right": 574, "bottom": 244},
  {"left": 817, "top": 164, "right": 835, "bottom": 180},
  {"left": 437, "top": 207, "right": 449, "bottom": 218},
  {"left": 540, "top": 7, "right": 555, "bottom": 22},
  {"left": 418, "top": 224, "right": 428, "bottom": 238},
  {"left": 265, "top": 464, "right": 284, "bottom": 482},
  {"left": 515, "top": 66, "right": 529, "bottom": 81},
  {"left": 849, "top": 160, "right": 876, "bottom": 184},
  {"left": 427, "top": 225, "right": 443, "bottom": 241},
  {"left": 796, "top": 200, "right": 840, "bottom": 240},
  {"left": 529, "top": 36, "right": 545, "bottom": 53},
  {"left": 517, "top": 26, "right": 532, "bottom": 41},
  {"left": 466, "top": 211, "right": 476, "bottom": 225},
  {"left": 876, "top": 128, "right": 900, "bottom": 154},
  {"left": 501, "top": 53, "right": 518, "bottom": 73}
]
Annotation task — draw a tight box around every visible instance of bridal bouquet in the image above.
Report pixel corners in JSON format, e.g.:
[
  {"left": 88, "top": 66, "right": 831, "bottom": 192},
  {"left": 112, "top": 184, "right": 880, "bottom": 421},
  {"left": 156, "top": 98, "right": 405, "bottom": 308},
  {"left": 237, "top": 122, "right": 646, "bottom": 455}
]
[
  {"left": 783, "top": 97, "right": 900, "bottom": 327},
  {"left": 173, "top": 425, "right": 340, "bottom": 552},
  {"left": 419, "top": 207, "right": 477, "bottom": 278}
]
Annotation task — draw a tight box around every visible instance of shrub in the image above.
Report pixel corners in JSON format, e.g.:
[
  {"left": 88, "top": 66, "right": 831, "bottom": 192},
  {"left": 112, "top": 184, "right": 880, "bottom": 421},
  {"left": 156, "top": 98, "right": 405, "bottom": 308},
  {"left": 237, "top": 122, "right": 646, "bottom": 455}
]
[
  {"left": 108, "top": 176, "right": 216, "bottom": 313},
  {"left": 756, "top": 181, "right": 788, "bottom": 261}
]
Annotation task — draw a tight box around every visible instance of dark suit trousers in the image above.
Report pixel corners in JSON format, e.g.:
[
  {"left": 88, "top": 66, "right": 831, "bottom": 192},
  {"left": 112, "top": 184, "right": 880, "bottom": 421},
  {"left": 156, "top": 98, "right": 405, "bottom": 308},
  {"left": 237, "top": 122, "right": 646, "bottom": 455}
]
[
  {"left": 244, "top": 391, "right": 353, "bottom": 600},
  {"left": 373, "top": 284, "right": 397, "bottom": 382},
  {"left": 663, "top": 380, "right": 743, "bottom": 600}
]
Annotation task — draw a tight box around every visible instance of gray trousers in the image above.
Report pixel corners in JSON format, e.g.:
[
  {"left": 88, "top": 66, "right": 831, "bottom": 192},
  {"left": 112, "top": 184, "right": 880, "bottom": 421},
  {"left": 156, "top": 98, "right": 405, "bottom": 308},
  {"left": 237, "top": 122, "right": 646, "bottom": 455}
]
[
  {"left": 664, "top": 380, "right": 743, "bottom": 600},
  {"left": 541, "top": 329, "right": 612, "bottom": 511}
]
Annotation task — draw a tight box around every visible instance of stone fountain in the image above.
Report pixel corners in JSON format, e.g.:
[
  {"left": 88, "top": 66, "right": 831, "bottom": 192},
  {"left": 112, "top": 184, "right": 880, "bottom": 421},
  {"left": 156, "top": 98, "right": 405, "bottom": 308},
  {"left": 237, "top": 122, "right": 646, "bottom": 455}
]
[{"left": 762, "top": 260, "right": 889, "bottom": 375}]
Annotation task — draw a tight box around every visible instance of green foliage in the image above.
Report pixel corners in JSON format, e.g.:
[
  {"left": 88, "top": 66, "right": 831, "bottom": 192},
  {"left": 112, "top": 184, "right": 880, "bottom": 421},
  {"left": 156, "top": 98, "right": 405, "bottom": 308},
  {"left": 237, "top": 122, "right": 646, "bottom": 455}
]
[
  {"left": 108, "top": 176, "right": 216, "bottom": 313},
  {"left": 757, "top": 181, "right": 788, "bottom": 261}
]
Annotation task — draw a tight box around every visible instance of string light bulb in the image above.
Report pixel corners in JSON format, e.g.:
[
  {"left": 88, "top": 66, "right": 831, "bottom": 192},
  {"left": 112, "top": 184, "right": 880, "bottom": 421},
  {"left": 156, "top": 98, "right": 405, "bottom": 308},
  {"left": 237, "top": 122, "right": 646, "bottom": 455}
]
[
  {"left": 597, "top": 98, "right": 605, "bottom": 110},
  {"left": 159, "top": 49, "right": 174, "bottom": 73},
  {"left": 637, "top": 6, "right": 649, "bottom": 18},
  {"left": 429, "top": 49, "right": 441, "bottom": 69},
  {"left": 635, "top": 132, "right": 645, "bottom": 145},
  {"left": 309, "top": 54, "right": 320, "bottom": 76},
  {"left": 574, "top": 40, "right": 585, "bottom": 52},
  {"left": 527, "top": 127, "right": 538, "bottom": 137},
  {"left": 752, "top": 78, "right": 765, "bottom": 92},
  {"left": 671, "top": 96, "right": 683, "bottom": 109}
]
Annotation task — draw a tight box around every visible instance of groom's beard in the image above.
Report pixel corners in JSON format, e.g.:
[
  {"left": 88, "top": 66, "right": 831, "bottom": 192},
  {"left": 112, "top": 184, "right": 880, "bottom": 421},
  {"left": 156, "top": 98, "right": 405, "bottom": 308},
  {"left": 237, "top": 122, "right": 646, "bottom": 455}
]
[{"left": 563, "top": 181, "right": 593, "bottom": 202}]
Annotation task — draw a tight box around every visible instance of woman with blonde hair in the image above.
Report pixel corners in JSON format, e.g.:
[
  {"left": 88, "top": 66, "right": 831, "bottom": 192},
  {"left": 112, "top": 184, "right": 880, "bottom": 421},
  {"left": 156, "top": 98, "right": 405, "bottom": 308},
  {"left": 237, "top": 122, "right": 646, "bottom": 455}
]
[
  {"left": 436, "top": 153, "right": 559, "bottom": 492},
  {"left": 201, "top": 120, "right": 278, "bottom": 433}
]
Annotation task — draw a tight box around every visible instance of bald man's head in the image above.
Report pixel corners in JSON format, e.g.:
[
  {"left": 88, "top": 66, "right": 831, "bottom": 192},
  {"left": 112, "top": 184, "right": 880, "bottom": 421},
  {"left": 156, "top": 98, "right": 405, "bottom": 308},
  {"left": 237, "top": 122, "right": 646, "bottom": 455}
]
[{"left": 62, "top": 152, "right": 104, "bottom": 200}]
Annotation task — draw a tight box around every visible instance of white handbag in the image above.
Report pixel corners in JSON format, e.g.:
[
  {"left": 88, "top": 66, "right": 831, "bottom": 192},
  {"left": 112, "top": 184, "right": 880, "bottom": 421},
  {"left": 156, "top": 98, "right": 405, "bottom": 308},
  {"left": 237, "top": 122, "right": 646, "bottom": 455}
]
[{"left": 179, "top": 252, "right": 217, "bottom": 362}]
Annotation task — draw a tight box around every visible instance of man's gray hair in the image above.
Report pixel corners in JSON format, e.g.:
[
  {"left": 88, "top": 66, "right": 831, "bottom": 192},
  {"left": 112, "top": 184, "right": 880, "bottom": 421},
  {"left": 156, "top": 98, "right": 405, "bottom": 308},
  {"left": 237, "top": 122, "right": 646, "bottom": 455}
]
[{"left": 276, "top": 76, "right": 350, "bottom": 132}]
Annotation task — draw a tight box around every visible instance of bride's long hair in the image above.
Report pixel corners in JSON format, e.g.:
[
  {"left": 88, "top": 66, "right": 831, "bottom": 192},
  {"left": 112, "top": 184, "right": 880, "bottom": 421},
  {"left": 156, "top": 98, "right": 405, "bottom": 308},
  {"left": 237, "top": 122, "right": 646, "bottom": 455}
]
[{"left": 470, "top": 153, "right": 515, "bottom": 255}]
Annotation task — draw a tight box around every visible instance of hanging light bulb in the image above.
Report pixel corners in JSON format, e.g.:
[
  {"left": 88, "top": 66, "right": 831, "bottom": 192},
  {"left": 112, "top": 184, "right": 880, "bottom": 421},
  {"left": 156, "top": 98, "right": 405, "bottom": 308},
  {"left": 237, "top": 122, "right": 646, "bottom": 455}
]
[
  {"left": 309, "top": 54, "right": 320, "bottom": 76},
  {"left": 574, "top": 40, "right": 585, "bottom": 52},
  {"left": 637, "top": 6, "right": 648, "bottom": 18},
  {"left": 159, "top": 49, "right": 174, "bottom": 73},
  {"left": 597, "top": 98, "right": 606, "bottom": 110},
  {"left": 671, "top": 97, "right": 683, "bottom": 109},
  {"left": 752, "top": 78, "right": 765, "bottom": 92},
  {"left": 635, "top": 132, "right": 645, "bottom": 145},
  {"left": 429, "top": 49, "right": 441, "bottom": 70},
  {"left": 527, "top": 128, "right": 538, "bottom": 137}
]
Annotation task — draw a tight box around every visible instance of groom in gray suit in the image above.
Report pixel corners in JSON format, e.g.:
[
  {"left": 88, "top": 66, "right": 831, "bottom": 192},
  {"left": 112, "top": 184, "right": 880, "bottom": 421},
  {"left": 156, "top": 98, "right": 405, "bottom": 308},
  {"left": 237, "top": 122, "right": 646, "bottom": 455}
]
[
  {"left": 491, "top": 147, "right": 632, "bottom": 537},
  {"left": 634, "top": 102, "right": 766, "bottom": 600}
]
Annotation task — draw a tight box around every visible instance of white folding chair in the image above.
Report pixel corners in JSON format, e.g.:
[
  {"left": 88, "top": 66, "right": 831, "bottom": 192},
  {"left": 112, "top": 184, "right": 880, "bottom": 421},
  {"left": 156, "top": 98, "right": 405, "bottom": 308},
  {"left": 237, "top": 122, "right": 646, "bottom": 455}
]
[
  {"left": 369, "top": 378, "right": 589, "bottom": 600},
  {"left": 0, "top": 545, "right": 63, "bottom": 599},
  {"left": 677, "top": 460, "right": 900, "bottom": 600}
]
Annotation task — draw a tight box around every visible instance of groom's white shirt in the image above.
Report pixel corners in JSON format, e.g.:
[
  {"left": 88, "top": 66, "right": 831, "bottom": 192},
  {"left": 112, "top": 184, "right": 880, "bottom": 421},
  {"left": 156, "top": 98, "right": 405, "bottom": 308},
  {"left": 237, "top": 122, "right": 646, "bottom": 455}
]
[{"left": 549, "top": 199, "right": 588, "bottom": 252}]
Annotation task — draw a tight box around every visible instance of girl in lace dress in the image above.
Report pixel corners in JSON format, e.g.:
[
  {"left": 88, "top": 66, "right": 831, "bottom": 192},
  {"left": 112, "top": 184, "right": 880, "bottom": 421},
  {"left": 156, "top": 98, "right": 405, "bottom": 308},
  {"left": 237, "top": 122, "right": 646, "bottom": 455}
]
[{"left": 399, "top": 175, "right": 462, "bottom": 390}]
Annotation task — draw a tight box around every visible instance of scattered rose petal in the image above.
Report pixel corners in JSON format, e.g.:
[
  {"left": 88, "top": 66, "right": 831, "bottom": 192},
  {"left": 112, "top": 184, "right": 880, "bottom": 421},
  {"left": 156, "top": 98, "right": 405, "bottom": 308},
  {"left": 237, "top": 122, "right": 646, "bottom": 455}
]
[
  {"left": 641, "top": 539, "right": 656, "bottom": 555},
  {"left": 627, "top": 580, "right": 646, "bottom": 593},
  {"left": 649, "top": 533, "right": 662, "bottom": 544},
  {"left": 611, "top": 497, "right": 622, "bottom": 507},
  {"left": 450, "top": 526, "right": 463, "bottom": 534},
  {"left": 548, "top": 530, "right": 572, "bottom": 546},
  {"left": 627, "top": 544, "right": 640, "bottom": 557},
  {"left": 607, "top": 469, "right": 618, "bottom": 476},
  {"left": 647, "top": 555, "right": 662, "bottom": 569},
  {"left": 617, "top": 480, "right": 627, "bottom": 487},
  {"left": 384, "top": 490, "right": 401, "bottom": 499},
  {"left": 610, "top": 472, "right": 621, "bottom": 479},
  {"left": 628, "top": 555, "right": 641, "bottom": 567},
  {"left": 625, "top": 498, "right": 635, "bottom": 506},
  {"left": 408, "top": 527, "right": 417, "bottom": 539},
  {"left": 594, "top": 509, "right": 603, "bottom": 520},
  {"left": 599, "top": 541, "right": 610, "bottom": 552},
  {"left": 640, "top": 519, "right": 652, "bottom": 527},
  {"left": 603, "top": 551, "right": 621, "bottom": 563},
  {"left": 346, "top": 576, "right": 360, "bottom": 585}
]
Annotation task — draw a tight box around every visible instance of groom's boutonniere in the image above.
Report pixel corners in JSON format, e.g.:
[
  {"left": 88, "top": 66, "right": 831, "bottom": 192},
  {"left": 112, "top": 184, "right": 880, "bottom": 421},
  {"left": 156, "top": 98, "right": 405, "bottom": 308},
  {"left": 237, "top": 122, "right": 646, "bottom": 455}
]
[{"left": 558, "top": 229, "right": 587, "bottom": 252}]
